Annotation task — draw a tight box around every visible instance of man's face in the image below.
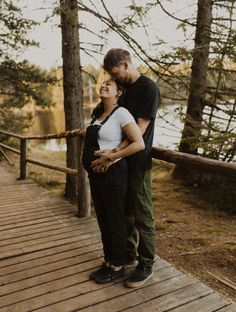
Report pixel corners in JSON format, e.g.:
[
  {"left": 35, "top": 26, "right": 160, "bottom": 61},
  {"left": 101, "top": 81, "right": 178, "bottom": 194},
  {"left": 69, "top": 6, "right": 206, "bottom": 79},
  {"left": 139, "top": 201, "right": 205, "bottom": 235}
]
[{"left": 108, "top": 63, "right": 129, "bottom": 84}]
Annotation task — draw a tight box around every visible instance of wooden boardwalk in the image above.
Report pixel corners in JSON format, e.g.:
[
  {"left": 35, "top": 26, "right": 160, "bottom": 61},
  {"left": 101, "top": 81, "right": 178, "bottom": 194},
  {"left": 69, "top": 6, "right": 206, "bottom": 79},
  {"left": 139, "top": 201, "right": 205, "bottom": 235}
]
[{"left": 0, "top": 165, "right": 235, "bottom": 312}]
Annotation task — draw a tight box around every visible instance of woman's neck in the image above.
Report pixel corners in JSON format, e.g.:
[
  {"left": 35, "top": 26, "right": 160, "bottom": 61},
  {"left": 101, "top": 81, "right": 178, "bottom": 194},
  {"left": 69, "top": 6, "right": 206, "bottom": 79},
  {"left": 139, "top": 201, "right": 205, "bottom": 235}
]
[{"left": 103, "top": 99, "right": 118, "bottom": 114}]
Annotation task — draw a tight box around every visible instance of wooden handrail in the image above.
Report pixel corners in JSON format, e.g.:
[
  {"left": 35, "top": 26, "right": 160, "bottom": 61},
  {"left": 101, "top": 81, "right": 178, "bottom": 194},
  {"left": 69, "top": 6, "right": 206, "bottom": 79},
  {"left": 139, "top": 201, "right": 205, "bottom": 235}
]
[
  {"left": 152, "top": 147, "right": 236, "bottom": 179},
  {"left": 0, "top": 129, "right": 85, "bottom": 140},
  {"left": 1, "top": 128, "right": 236, "bottom": 218},
  {"left": 0, "top": 143, "right": 20, "bottom": 154},
  {"left": 0, "top": 129, "right": 24, "bottom": 139},
  {"left": 27, "top": 157, "right": 77, "bottom": 175},
  {"left": 25, "top": 129, "right": 85, "bottom": 140},
  {"left": 0, "top": 128, "right": 84, "bottom": 179},
  {"left": 0, "top": 128, "right": 89, "bottom": 217},
  {"left": 1, "top": 128, "right": 236, "bottom": 180}
]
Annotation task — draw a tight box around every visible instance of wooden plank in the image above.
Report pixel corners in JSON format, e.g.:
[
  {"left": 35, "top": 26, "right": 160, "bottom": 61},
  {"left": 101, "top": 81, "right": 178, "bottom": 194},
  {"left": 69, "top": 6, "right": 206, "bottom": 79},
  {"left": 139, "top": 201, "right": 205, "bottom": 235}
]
[
  {"left": 0, "top": 205, "right": 74, "bottom": 221},
  {"left": 0, "top": 232, "right": 100, "bottom": 268},
  {"left": 0, "top": 221, "right": 99, "bottom": 249},
  {"left": 0, "top": 182, "right": 49, "bottom": 188},
  {"left": 121, "top": 283, "right": 214, "bottom": 312},
  {"left": 0, "top": 189, "right": 50, "bottom": 197},
  {"left": 0, "top": 216, "right": 96, "bottom": 237},
  {"left": 0, "top": 266, "right": 103, "bottom": 310},
  {"left": 0, "top": 201, "right": 71, "bottom": 215},
  {"left": 0, "top": 200, "right": 75, "bottom": 217},
  {"left": 0, "top": 215, "right": 95, "bottom": 236},
  {"left": 169, "top": 293, "right": 236, "bottom": 312},
  {"left": 82, "top": 282, "right": 212, "bottom": 312},
  {"left": 29, "top": 270, "right": 190, "bottom": 312},
  {"left": 0, "top": 166, "right": 234, "bottom": 312},
  {"left": 0, "top": 197, "right": 75, "bottom": 209},
  {"left": 0, "top": 215, "right": 97, "bottom": 240},
  {"left": 0, "top": 180, "right": 37, "bottom": 186},
  {"left": 0, "top": 192, "right": 51, "bottom": 203},
  {"left": 0, "top": 259, "right": 173, "bottom": 311},
  {"left": 0, "top": 210, "right": 75, "bottom": 231},
  {"left": 0, "top": 248, "right": 103, "bottom": 294},
  {"left": 0, "top": 209, "right": 74, "bottom": 227},
  {"left": 0, "top": 231, "right": 100, "bottom": 260},
  {"left": 0, "top": 197, "right": 72, "bottom": 210},
  {"left": 0, "top": 225, "right": 99, "bottom": 254},
  {"left": 215, "top": 304, "right": 236, "bottom": 312},
  {"left": 0, "top": 240, "right": 102, "bottom": 277},
  {"left": 0, "top": 215, "right": 79, "bottom": 234},
  {"left": 0, "top": 257, "right": 102, "bottom": 297}
]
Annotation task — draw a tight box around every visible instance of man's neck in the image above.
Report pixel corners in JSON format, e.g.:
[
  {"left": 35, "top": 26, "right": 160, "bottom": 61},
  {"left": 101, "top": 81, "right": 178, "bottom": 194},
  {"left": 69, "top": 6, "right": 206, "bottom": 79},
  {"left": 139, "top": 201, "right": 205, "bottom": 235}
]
[{"left": 128, "top": 69, "right": 141, "bottom": 85}]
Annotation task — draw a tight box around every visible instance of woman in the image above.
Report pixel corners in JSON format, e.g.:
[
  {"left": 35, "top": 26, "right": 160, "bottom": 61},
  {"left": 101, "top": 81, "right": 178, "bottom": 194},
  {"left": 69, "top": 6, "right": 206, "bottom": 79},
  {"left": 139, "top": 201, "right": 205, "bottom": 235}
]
[{"left": 82, "top": 79, "right": 144, "bottom": 284}]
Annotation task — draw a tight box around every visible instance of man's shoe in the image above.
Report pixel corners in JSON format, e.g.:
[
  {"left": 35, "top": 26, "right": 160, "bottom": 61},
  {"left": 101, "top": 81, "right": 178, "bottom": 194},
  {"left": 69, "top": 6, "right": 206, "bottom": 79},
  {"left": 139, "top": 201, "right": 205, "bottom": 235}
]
[
  {"left": 95, "top": 266, "right": 124, "bottom": 284},
  {"left": 126, "top": 264, "right": 154, "bottom": 288},
  {"left": 89, "top": 263, "right": 110, "bottom": 280}
]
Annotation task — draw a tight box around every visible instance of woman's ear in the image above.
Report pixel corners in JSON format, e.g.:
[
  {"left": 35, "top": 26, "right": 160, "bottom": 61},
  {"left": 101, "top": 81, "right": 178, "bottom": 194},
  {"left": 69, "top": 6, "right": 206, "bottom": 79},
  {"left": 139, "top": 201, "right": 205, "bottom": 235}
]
[{"left": 117, "top": 90, "right": 122, "bottom": 97}]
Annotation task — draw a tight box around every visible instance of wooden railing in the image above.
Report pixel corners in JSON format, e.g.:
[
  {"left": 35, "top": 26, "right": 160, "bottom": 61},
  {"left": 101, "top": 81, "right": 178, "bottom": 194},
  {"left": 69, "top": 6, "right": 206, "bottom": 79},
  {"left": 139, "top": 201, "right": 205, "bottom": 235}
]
[
  {"left": 152, "top": 147, "right": 236, "bottom": 179},
  {"left": 0, "top": 129, "right": 88, "bottom": 217},
  {"left": 1, "top": 129, "right": 236, "bottom": 217}
]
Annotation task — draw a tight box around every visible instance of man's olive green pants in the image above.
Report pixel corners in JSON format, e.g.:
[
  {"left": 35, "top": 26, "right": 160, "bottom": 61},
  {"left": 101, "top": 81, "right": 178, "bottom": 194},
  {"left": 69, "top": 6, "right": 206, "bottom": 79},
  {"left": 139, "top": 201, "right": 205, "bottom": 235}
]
[{"left": 126, "top": 169, "right": 156, "bottom": 267}]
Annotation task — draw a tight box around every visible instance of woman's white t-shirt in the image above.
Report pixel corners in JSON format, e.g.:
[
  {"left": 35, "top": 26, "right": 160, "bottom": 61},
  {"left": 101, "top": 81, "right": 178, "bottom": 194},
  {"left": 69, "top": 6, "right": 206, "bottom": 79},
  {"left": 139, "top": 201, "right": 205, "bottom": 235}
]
[{"left": 93, "top": 107, "right": 135, "bottom": 150}]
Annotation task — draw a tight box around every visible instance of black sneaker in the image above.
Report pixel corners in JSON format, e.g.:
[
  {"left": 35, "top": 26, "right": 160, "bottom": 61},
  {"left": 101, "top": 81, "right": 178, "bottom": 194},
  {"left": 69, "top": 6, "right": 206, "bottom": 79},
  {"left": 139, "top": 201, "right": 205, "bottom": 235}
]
[
  {"left": 89, "top": 263, "right": 110, "bottom": 280},
  {"left": 95, "top": 266, "right": 124, "bottom": 284},
  {"left": 126, "top": 264, "right": 154, "bottom": 288}
]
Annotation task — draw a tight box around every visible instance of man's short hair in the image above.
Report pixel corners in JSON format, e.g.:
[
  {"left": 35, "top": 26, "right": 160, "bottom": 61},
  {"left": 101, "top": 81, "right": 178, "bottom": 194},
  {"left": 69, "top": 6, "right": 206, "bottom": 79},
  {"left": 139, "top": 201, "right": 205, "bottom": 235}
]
[{"left": 103, "top": 49, "right": 131, "bottom": 71}]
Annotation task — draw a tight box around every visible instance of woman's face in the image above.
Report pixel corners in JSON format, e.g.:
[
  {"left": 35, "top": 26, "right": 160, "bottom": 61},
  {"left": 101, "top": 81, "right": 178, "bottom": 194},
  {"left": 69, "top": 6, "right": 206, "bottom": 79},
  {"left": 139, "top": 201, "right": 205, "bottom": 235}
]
[{"left": 100, "top": 79, "right": 119, "bottom": 100}]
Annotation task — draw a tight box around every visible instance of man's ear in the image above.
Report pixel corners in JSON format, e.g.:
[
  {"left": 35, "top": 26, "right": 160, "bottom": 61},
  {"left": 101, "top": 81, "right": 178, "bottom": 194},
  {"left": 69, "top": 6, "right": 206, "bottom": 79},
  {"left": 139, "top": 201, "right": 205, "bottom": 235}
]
[{"left": 123, "top": 61, "right": 129, "bottom": 70}]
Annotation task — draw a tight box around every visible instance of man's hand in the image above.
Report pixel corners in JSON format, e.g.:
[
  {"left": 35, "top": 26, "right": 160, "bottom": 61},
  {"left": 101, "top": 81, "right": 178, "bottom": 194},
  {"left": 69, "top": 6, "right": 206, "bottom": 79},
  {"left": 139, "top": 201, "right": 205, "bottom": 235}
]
[
  {"left": 91, "top": 149, "right": 114, "bottom": 173},
  {"left": 94, "top": 149, "right": 113, "bottom": 157}
]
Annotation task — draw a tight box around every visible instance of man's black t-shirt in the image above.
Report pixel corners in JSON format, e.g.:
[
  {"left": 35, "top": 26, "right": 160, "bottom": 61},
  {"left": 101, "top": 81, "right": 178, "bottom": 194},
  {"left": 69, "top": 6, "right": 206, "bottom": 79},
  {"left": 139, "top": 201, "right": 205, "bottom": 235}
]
[{"left": 121, "top": 75, "right": 160, "bottom": 171}]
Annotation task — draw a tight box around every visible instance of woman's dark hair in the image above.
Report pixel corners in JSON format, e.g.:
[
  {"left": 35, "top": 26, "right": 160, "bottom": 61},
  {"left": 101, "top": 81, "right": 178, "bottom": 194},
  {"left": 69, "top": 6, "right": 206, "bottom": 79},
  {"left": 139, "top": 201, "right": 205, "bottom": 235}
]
[{"left": 91, "top": 81, "right": 126, "bottom": 119}]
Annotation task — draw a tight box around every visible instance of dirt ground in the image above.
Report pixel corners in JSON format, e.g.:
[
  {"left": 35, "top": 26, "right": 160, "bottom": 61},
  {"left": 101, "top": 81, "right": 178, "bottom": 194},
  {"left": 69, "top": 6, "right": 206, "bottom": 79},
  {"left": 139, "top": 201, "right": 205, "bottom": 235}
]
[
  {"left": 152, "top": 162, "right": 236, "bottom": 302},
  {"left": 1, "top": 151, "right": 235, "bottom": 302}
]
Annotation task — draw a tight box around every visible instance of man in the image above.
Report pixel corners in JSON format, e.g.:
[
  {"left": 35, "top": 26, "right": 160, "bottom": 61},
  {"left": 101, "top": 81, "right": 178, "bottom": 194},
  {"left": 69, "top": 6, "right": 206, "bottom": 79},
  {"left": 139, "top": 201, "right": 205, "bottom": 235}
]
[{"left": 92, "top": 48, "right": 160, "bottom": 288}]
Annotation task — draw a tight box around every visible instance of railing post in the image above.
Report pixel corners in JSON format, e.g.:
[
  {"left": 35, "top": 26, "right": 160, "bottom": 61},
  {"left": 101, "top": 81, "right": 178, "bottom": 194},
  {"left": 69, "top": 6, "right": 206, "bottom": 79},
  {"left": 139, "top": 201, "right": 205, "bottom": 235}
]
[
  {"left": 19, "top": 138, "right": 27, "bottom": 179},
  {"left": 77, "top": 136, "right": 91, "bottom": 217}
]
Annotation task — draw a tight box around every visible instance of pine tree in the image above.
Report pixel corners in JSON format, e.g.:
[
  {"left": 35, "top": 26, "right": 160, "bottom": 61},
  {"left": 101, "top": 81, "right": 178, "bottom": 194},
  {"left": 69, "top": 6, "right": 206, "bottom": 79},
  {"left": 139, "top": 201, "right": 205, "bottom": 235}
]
[{"left": 0, "top": 0, "right": 56, "bottom": 133}]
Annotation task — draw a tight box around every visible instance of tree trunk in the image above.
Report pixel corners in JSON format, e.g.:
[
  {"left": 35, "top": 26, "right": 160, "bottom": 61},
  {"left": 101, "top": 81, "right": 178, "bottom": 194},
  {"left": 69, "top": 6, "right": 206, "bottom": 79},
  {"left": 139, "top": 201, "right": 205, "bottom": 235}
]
[
  {"left": 60, "top": 0, "right": 84, "bottom": 199},
  {"left": 179, "top": 0, "right": 213, "bottom": 155}
]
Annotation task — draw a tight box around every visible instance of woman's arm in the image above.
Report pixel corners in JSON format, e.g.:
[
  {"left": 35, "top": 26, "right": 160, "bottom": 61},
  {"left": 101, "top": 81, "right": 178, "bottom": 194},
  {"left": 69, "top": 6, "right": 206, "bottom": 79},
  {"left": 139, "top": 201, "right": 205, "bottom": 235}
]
[{"left": 108, "top": 122, "right": 145, "bottom": 161}]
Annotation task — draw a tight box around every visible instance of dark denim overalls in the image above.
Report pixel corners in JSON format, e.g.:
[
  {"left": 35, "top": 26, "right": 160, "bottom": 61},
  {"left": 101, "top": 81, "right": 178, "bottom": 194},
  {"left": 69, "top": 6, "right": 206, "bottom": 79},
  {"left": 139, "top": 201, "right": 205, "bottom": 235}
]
[{"left": 82, "top": 106, "right": 128, "bottom": 266}]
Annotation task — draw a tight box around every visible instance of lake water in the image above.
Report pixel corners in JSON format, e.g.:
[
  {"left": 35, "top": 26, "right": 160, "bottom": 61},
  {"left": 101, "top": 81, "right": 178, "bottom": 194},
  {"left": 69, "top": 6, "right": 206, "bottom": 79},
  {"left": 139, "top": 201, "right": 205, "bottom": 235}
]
[{"left": 28, "top": 104, "right": 184, "bottom": 151}]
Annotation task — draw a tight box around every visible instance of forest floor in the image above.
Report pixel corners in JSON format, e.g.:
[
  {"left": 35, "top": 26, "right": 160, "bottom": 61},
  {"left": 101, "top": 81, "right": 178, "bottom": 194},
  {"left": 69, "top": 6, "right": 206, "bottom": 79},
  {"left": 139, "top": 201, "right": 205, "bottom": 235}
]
[
  {"left": 1, "top": 148, "right": 236, "bottom": 302},
  {"left": 152, "top": 161, "right": 236, "bottom": 302}
]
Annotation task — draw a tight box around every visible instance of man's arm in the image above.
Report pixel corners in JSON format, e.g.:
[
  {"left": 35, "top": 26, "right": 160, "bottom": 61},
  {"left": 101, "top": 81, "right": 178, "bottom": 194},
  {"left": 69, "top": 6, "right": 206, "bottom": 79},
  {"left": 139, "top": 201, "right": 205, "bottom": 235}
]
[{"left": 137, "top": 117, "right": 150, "bottom": 135}]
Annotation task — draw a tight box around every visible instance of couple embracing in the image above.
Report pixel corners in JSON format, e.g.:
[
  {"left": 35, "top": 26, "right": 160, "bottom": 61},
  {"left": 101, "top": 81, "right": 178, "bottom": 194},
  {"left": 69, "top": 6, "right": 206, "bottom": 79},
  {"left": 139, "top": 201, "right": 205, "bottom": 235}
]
[{"left": 82, "top": 48, "right": 160, "bottom": 288}]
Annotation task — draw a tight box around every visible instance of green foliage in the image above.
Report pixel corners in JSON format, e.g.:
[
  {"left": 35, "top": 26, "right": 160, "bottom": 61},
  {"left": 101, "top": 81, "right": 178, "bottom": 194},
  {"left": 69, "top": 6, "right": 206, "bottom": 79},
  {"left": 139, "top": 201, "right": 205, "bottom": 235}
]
[{"left": 0, "top": 0, "right": 57, "bottom": 133}]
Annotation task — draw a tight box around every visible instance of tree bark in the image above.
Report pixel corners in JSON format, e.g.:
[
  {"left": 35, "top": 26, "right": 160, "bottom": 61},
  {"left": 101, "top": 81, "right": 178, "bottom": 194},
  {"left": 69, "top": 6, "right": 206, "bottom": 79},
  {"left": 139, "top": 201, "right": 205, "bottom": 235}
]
[
  {"left": 60, "top": 0, "right": 84, "bottom": 199},
  {"left": 179, "top": 0, "right": 213, "bottom": 155}
]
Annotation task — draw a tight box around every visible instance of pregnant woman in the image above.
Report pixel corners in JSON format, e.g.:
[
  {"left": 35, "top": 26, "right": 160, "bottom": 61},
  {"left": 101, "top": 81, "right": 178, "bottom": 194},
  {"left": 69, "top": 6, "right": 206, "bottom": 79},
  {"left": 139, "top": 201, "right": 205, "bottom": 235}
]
[{"left": 82, "top": 79, "right": 144, "bottom": 284}]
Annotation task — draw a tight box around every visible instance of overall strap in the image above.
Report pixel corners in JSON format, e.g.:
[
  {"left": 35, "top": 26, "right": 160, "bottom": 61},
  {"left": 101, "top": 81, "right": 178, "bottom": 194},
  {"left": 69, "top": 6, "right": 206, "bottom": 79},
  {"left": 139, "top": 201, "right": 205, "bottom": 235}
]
[{"left": 90, "top": 105, "right": 120, "bottom": 125}]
